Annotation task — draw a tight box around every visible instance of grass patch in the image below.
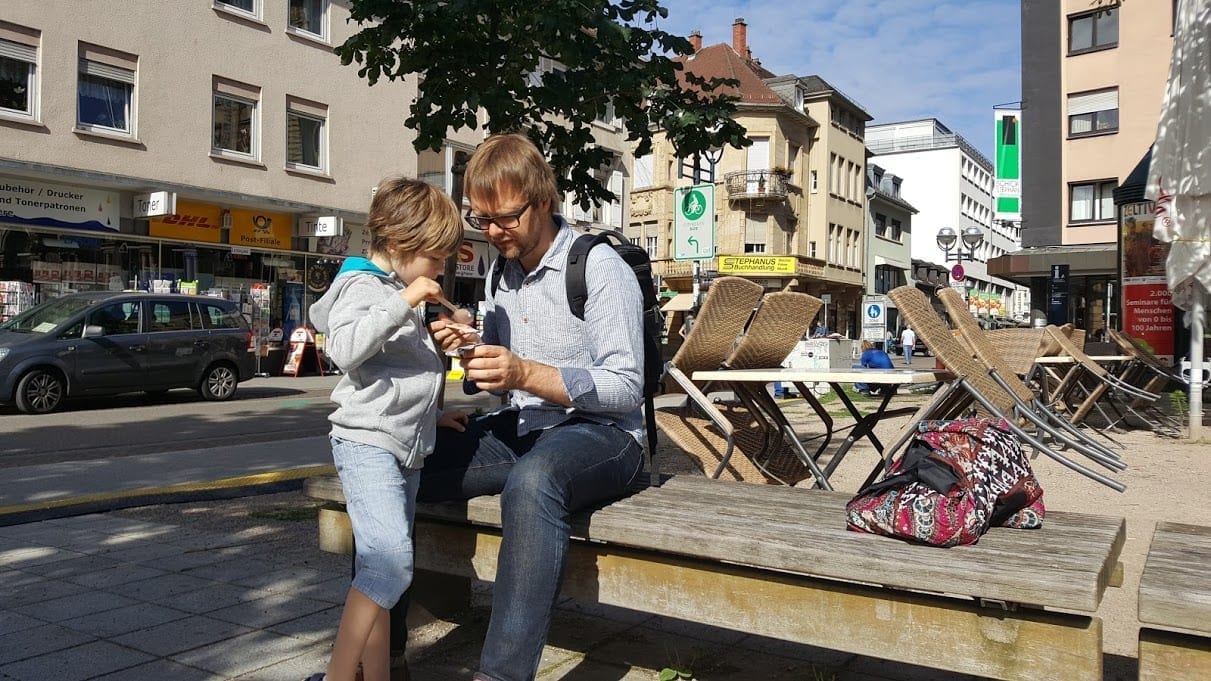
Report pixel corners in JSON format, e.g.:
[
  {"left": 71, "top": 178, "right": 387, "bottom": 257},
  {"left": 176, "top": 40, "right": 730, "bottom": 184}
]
[{"left": 249, "top": 506, "right": 320, "bottom": 522}]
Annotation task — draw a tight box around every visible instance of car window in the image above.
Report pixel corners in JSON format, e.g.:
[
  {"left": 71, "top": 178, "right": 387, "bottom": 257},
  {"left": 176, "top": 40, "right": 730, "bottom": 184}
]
[
  {"left": 149, "top": 300, "right": 195, "bottom": 332},
  {"left": 88, "top": 301, "right": 141, "bottom": 336},
  {"left": 199, "top": 303, "right": 244, "bottom": 330},
  {"left": 0, "top": 296, "right": 93, "bottom": 334}
]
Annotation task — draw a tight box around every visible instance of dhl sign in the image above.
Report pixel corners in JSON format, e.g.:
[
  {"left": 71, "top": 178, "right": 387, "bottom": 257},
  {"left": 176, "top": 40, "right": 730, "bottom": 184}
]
[{"left": 150, "top": 201, "right": 224, "bottom": 243}]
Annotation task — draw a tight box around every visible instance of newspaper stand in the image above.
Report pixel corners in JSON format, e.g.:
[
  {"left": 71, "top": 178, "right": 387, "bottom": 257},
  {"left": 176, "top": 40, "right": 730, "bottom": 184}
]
[{"left": 282, "top": 326, "right": 324, "bottom": 377}]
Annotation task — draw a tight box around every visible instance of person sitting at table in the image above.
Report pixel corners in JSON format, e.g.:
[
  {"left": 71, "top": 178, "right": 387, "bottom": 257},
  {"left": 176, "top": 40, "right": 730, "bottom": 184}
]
[{"left": 854, "top": 339, "right": 894, "bottom": 396}]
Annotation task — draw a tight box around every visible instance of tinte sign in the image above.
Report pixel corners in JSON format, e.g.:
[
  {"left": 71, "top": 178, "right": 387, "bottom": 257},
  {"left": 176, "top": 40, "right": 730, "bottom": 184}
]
[
  {"left": 150, "top": 200, "right": 224, "bottom": 243},
  {"left": 230, "top": 207, "right": 292, "bottom": 250}
]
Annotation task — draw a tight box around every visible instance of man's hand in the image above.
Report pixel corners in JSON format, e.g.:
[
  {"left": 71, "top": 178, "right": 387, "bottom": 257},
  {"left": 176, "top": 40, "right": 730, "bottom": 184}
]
[
  {"left": 460, "top": 344, "right": 527, "bottom": 392},
  {"left": 437, "top": 410, "right": 469, "bottom": 432}
]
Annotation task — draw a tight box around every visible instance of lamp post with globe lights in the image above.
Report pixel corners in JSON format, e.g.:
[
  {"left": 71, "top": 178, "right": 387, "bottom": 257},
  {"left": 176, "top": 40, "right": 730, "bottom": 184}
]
[{"left": 936, "top": 226, "right": 985, "bottom": 263}]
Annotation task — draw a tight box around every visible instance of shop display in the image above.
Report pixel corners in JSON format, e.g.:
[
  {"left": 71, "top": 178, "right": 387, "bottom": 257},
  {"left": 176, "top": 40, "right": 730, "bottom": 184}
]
[{"left": 0, "top": 281, "right": 36, "bottom": 323}]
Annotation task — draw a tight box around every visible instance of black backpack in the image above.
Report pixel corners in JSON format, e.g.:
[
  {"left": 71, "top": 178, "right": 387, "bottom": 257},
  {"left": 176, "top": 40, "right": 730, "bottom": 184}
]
[{"left": 489, "top": 229, "right": 665, "bottom": 479}]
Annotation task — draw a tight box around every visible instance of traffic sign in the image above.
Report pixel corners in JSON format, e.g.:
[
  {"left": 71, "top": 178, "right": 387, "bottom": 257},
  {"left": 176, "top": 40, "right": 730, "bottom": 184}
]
[
  {"left": 951, "top": 263, "right": 966, "bottom": 282},
  {"left": 864, "top": 302, "right": 885, "bottom": 325},
  {"left": 673, "top": 184, "right": 715, "bottom": 261}
]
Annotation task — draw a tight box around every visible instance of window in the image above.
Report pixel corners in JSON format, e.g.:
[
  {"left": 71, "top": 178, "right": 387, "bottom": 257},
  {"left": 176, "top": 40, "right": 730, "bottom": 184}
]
[
  {"left": 645, "top": 236, "right": 658, "bottom": 258},
  {"left": 77, "top": 44, "right": 136, "bottom": 135},
  {"left": 1068, "top": 88, "right": 1119, "bottom": 136},
  {"left": 1070, "top": 180, "right": 1117, "bottom": 223},
  {"left": 150, "top": 301, "right": 195, "bottom": 332},
  {"left": 286, "top": 96, "right": 327, "bottom": 171},
  {"left": 745, "top": 214, "right": 767, "bottom": 254},
  {"left": 1069, "top": 6, "right": 1118, "bottom": 54},
  {"left": 634, "top": 154, "right": 653, "bottom": 188},
  {"left": 809, "top": 241, "right": 817, "bottom": 259},
  {"left": 212, "top": 77, "right": 259, "bottom": 159},
  {"left": 744, "top": 243, "right": 767, "bottom": 254},
  {"left": 215, "top": 0, "right": 257, "bottom": 14},
  {"left": 288, "top": 0, "right": 327, "bottom": 39},
  {"left": 0, "top": 23, "right": 38, "bottom": 120},
  {"left": 199, "top": 303, "right": 243, "bottom": 329},
  {"left": 874, "top": 213, "right": 887, "bottom": 238},
  {"left": 891, "top": 218, "right": 903, "bottom": 241},
  {"left": 88, "top": 301, "right": 140, "bottom": 336},
  {"left": 809, "top": 169, "right": 818, "bottom": 193}
]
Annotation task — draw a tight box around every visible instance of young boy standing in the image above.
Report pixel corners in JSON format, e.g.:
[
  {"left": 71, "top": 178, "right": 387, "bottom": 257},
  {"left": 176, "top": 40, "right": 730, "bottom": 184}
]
[{"left": 306, "top": 178, "right": 474, "bottom": 681}]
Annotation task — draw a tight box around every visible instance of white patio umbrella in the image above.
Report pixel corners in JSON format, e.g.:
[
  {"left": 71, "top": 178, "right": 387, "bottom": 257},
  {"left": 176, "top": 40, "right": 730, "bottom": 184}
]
[{"left": 1147, "top": 0, "right": 1211, "bottom": 439}]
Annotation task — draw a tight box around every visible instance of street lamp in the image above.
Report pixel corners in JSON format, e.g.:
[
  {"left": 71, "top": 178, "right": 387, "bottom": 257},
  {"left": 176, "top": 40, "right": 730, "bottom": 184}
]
[{"left": 937, "top": 226, "right": 985, "bottom": 263}]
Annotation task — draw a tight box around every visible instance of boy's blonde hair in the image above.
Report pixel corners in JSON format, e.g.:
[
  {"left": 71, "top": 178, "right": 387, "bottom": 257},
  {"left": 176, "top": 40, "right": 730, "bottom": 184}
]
[
  {"left": 367, "top": 177, "right": 463, "bottom": 256},
  {"left": 861, "top": 340, "right": 875, "bottom": 352},
  {"left": 464, "top": 133, "right": 561, "bottom": 210}
]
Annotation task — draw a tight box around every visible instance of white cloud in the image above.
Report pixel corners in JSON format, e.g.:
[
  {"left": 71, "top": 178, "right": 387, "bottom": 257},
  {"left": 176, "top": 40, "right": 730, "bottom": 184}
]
[{"left": 658, "top": 0, "right": 1021, "bottom": 158}]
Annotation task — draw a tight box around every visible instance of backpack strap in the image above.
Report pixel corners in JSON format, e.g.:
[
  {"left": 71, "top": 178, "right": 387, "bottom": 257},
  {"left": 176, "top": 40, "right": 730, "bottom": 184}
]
[
  {"left": 488, "top": 254, "right": 506, "bottom": 297},
  {"left": 565, "top": 232, "right": 609, "bottom": 321}
]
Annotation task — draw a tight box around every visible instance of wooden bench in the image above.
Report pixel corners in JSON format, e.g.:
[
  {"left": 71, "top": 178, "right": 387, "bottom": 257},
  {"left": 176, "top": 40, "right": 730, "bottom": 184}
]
[
  {"left": 305, "top": 474, "right": 1124, "bottom": 681},
  {"left": 1137, "top": 521, "right": 1211, "bottom": 680}
]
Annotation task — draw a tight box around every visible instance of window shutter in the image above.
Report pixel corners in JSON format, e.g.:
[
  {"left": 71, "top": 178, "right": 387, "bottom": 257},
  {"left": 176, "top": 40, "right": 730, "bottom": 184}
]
[
  {"left": 79, "top": 58, "right": 134, "bottom": 84},
  {"left": 0, "top": 38, "right": 36, "bottom": 62},
  {"left": 1068, "top": 89, "right": 1118, "bottom": 115}
]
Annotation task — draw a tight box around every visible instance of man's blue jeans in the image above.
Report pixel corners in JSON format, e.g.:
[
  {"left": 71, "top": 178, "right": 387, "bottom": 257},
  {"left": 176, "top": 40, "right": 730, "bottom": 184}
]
[
  {"left": 903, "top": 345, "right": 914, "bottom": 365},
  {"left": 412, "top": 410, "right": 643, "bottom": 681}
]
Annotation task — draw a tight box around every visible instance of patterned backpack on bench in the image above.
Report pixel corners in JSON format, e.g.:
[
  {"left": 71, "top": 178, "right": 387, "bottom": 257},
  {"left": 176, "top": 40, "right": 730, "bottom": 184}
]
[{"left": 846, "top": 417, "right": 1045, "bottom": 547}]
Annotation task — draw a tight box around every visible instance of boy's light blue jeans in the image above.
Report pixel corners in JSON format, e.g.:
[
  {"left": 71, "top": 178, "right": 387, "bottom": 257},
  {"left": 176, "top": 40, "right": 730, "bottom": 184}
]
[
  {"left": 413, "top": 410, "right": 644, "bottom": 681},
  {"left": 331, "top": 436, "right": 420, "bottom": 609}
]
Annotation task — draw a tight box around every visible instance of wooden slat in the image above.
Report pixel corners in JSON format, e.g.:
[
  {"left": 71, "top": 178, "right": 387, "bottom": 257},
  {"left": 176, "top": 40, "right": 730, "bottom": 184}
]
[
  {"left": 1139, "top": 628, "right": 1211, "bottom": 681},
  {"left": 305, "top": 473, "right": 1124, "bottom": 613},
  {"left": 414, "top": 520, "right": 1106, "bottom": 681},
  {"left": 1139, "top": 522, "right": 1211, "bottom": 632}
]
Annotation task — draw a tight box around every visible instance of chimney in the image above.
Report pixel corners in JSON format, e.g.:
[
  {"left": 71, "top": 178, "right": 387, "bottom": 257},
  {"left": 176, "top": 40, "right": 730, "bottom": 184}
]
[
  {"left": 732, "top": 17, "right": 747, "bottom": 59},
  {"left": 689, "top": 30, "right": 702, "bottom": 52}
]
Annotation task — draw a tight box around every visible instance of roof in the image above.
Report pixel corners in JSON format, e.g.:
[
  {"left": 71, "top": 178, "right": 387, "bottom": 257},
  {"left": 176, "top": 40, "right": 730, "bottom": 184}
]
[
  {"left": 798, "top": 75, "right": 872, "bottom": 120},
  {"left": 1113, "top": 146, "right": 1153, "bottom": 204},
  {"left": 678, "top": 43, "right": 784, "bottom": 106}
]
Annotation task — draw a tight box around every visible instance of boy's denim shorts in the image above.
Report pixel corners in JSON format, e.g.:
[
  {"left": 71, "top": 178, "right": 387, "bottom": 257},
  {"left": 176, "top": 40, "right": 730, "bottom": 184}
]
[{"left": 331, "top": 436, "right": 420, "bottom": 609}]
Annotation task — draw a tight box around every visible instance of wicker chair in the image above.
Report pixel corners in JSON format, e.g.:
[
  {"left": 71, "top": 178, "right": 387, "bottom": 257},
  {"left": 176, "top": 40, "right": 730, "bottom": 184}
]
[
  {"left": 936, "top": 288, "right": 1124, "bottom": 462},
  {"left": 653, "top": 277, "right": 764, "bottom": 482},
  {"left": 655, "top": 288, "right": 829, "bottom": 486},
  {"left": 884, "top": 285, "right": 1126, "bottom": 491}
]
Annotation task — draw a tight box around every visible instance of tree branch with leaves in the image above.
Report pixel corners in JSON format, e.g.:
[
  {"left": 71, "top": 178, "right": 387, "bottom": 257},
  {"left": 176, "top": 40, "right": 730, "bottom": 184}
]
[{"left": 337, "top": 0, "right": 749, "bottom": 208}]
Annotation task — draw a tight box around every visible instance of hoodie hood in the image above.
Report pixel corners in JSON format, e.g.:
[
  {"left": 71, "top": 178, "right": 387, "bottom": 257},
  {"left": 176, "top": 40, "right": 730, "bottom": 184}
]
[{"left": 309, "top": 257, "right": 398, "bottom": 334}]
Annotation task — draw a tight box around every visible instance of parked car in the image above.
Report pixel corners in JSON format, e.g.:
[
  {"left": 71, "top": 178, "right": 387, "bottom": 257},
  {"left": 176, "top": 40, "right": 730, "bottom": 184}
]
[{"left": 0, "top": 291, "right": 256, "bottom": 414}]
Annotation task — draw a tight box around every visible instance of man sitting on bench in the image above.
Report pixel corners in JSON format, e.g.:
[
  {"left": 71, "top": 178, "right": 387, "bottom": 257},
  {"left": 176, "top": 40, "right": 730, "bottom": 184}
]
[{"left": 415, "top": 133, "right": 647, "bottom": 681}]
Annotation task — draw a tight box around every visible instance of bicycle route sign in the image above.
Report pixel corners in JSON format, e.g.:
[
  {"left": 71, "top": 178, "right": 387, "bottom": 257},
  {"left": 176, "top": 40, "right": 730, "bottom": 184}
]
[{"left": 673, "top": 184, "right": 715, "bottom": 261}]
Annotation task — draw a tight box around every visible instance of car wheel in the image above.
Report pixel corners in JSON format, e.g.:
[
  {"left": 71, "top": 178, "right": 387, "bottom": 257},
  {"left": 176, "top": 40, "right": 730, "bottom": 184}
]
[
  {"left": 198, "top": 362, "right": 238, "bottom": 401},
  {"left": 15, "top": 368, "right": 66, "bottom": 414}
]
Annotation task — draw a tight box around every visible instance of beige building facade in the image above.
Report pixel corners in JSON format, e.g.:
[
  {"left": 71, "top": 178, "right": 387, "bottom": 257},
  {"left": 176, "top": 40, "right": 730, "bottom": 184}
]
[{"left": 628, "top": 19, "right": 869, "bottom": 337}]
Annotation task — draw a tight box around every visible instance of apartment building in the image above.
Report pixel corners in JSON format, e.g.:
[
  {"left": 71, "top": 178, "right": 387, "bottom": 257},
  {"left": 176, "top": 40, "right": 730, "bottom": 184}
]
[
  {"left": 863, "top": 163, "right": 916, "bottom": 336},
  {"left": 0, "top": 1, "right": 635, "bottom": 336},
  {"left": 628, "top": 19, "right": 868, "bottom": 337},
  {"left": 867, "top": 118, "right": 1026, "bottom": 323},
  {"left": 991, "top": 0, "right": 1175, "bottom": 331}
]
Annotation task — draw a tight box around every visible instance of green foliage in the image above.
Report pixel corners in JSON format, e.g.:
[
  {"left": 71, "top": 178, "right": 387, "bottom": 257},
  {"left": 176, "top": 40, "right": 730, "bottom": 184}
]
[
  {"left": 1169, "top": 390, "right": 1189, "bottom": 418},
  {"left": 659, "top": 667, "right": 693, "bottom": 681},
  {"left": 339, "top": 0, "right": 749, "bottom": 209}
]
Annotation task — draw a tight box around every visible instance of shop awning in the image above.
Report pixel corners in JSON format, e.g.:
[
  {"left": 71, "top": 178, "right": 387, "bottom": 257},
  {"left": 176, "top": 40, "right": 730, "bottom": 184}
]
[{"left": 661, "top": 293, "right": 696, "bottom": 313}]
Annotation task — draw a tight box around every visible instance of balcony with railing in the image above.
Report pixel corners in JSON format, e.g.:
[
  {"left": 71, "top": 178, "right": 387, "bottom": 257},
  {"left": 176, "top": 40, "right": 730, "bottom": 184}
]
[{"left": 724, "top": 170, "right": 789, "bottom": 202}]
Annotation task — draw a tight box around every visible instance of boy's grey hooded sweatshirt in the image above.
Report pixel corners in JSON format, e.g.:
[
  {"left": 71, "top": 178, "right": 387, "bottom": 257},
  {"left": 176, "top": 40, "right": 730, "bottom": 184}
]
[{"left": 309, "top": 257, "right": 444, "bottom": 468}]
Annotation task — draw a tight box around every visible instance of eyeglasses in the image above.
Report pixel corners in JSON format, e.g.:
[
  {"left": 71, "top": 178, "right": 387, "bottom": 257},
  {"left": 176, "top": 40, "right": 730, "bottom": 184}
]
[{"left": 464, "top": 202, "right": 530, "bottom": 231}]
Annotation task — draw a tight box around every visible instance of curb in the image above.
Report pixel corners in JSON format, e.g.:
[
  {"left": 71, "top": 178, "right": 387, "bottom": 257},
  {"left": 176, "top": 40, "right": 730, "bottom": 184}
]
[{"left": 0, "top": 464, "right": 336, "bottom": 527}]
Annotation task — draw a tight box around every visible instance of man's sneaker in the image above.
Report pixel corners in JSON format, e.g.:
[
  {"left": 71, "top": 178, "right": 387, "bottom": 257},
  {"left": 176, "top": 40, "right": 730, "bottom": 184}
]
[{"left": 303, "top": 674, "right": 326, "bottom": 681}]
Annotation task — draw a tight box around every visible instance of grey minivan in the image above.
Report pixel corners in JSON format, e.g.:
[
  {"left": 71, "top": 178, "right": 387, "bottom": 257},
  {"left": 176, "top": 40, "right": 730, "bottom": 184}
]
[{"left": 0, "top": 291, "right": 256, "bottom": 414}]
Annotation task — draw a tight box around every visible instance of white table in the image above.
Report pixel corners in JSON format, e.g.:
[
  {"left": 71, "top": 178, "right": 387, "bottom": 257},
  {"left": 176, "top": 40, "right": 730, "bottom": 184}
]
[{"left": 692, "top": 368, "right": 947, "bottom": 489}]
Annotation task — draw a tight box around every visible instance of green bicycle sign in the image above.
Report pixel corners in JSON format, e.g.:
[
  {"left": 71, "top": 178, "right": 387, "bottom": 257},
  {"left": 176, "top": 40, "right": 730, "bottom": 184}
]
[{"left": 673, "top": 184, "right": 715, "bottom": 261}]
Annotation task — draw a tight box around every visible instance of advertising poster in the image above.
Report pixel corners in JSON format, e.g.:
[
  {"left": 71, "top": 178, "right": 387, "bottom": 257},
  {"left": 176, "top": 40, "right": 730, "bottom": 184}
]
[
  {"left": 150, "top": 200, "right": 225, "bottom": 243},
  {"left": 1120, "top": 201, "right": 1174, "bottom": 362},
  {"left": 455, "top": 238, "right": 491, "bottom": 279},
  {"left": 993, "top": 108, "right": 1022, "bottom": 222},
  {"left": 0, "top": 176, "right": 119, "bottom": 231},
  {"left": 230, "top": 207, "right": 293, "bottom": 250}
]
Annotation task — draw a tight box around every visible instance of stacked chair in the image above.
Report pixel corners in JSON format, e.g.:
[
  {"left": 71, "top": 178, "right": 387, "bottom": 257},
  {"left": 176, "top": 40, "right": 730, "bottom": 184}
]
[
  {"left": 654, "top": 281, "right": 831, "bottom": 487},
  {"left": 882, "top": 285, "right": 1127, "bottom": 491}
]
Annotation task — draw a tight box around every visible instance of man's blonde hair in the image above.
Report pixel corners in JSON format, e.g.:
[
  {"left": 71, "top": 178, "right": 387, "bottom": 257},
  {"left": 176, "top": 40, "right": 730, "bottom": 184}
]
[
  {"left": 367, "top": 177, "right": 463, "bottom": 256},
  {"left": 464, "top": 133, "right": 561, "bottom": 210}
]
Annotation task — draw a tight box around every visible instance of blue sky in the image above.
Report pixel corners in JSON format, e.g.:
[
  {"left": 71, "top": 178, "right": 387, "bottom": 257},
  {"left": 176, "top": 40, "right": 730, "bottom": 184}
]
[{"left": 657, "top": 0, "right": 1022, "bottom": 159}]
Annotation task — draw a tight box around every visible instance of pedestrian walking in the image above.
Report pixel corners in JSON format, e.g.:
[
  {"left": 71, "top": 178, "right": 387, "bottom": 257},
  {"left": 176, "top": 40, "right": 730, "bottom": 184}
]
[{"left": 900, "top": 326, "right": 917, "bottom": 365}]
